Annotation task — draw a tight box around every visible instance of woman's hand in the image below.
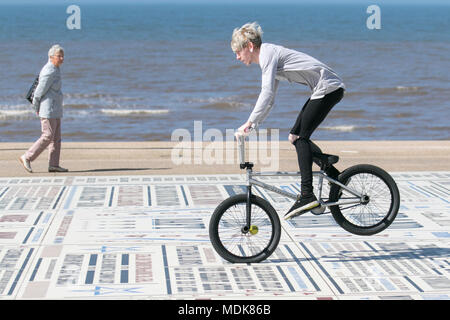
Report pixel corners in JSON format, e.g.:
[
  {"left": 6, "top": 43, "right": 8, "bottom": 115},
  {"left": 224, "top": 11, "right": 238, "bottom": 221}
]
[{"left": 288, "top": 133, "right": 299, "bottom": 144}]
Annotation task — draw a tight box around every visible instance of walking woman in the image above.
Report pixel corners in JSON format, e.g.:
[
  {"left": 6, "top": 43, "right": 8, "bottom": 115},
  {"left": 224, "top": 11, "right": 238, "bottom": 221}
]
[
  {"left": 19, "top": 44, "right": 68, "bottom": 173},
  {"left": 232, "top": 22, "right": 345, "bottom": 219}
]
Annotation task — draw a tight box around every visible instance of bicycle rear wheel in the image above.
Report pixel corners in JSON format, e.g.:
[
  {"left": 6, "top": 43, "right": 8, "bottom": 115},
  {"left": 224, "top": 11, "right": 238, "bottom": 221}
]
[
  {"left": 329, "top": 164, "right": 400, "bottom": 235},
  {"left": 209, "top": 194, "right": 281, "bottom": 263}
]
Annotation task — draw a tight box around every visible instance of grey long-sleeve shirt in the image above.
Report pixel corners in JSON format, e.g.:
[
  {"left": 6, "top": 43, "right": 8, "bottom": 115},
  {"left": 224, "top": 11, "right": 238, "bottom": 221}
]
[{"left": 248, "top": 43, "right": 345, "bottom": 126}]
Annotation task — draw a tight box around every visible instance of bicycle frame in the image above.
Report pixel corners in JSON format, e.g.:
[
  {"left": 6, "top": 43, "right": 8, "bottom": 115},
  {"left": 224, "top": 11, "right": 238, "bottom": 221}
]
[
  {"left": 248, "top": 171, "right": 364, "bottom": 207},
  {"left": 236, "top": 134, "right": 365, "bottom": 226}
]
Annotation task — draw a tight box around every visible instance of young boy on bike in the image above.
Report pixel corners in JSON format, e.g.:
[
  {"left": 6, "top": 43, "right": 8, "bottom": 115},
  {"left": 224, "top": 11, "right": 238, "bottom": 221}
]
[{"left": 231, "top": 22, "right": 345, "bottom": 219}]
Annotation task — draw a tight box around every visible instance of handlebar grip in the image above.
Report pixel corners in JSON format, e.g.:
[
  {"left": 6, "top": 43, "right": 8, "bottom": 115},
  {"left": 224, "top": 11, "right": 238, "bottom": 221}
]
[
  {"left": 237, "top": 134, "right": 245, "bottom": 164},
  {"left": 235, "top": 124, "right": 255, "bottom": 165}
]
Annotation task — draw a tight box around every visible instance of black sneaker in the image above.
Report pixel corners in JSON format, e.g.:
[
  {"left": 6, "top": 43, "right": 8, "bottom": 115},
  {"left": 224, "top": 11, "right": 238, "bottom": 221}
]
[{"left": 284, "top": 194, "right": 319, "bottom": 220}]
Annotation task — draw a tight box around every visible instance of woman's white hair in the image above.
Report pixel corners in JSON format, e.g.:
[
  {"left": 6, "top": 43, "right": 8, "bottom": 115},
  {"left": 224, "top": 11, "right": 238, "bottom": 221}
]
[
  {"left": 231, "top": 22, "right": 263, "bottom": 53},
  {"left": 48, "top": 44, "right": 64, "bottom": 57}
]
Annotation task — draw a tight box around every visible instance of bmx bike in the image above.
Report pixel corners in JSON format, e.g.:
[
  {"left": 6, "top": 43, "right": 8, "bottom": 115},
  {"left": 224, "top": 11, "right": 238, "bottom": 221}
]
[{"left": 209, "top": 132, "right": 400, "bottom": 263}]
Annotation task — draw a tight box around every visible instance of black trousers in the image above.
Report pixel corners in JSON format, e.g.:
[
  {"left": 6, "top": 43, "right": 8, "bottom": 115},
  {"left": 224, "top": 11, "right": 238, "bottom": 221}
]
[{"left": 290, "top": 87, "right": 344, "bottom": 196}]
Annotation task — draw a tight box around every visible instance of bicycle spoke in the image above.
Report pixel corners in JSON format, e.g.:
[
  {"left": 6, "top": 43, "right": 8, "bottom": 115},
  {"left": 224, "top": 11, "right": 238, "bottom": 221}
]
[
  {"left": 338, "top": 172, "right": 392, "bottom": 227},
  {"left": 217, "top": 202, "right": 273, "bottom": 258}
]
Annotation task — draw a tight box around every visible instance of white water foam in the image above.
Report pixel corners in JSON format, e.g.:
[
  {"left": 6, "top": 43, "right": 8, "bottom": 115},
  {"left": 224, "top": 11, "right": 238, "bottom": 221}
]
[
  {"left": 321, "top": 125, "right": 356, "bottom": 132},
  {"left": 395, "top": 86, "right": 420, "bottom": 92},
  {"left": 0, "top": 109, "right": 34, "bottom": 119},
  {"left": 100, "top": 109, "right": 169, "bottom": 116}
]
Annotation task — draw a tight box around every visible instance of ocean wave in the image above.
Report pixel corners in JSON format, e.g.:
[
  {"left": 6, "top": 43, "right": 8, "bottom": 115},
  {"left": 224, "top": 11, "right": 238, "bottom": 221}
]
[
  {"left": 375, "top": 86, "right": 427, "bottom": 95},
  {"left": 187, "top": 96, "right": 251, "bottom": 110},
  {"left": 100, "top": 109, "right": 169, "bottom": 116},
  {"left": 320, "top": 125, "right": 377, "bottom": 132},
  {"left": 65, "top": 93, "right": 118, "bottom": 99},
  {"left": 320, "top": 125, "right": 355, "bottom": 132},
  {"left": 0, "top": 109, "right": 34, "bottom": 119},
  {"left": 200, "top": 101, "right": 248, "bottom": 110},
  {"left": 395, "top": 86, "right": 420, "bottom": 91},
  {"left": 345, "top": 86, "right": 429, "bottom": 97}
]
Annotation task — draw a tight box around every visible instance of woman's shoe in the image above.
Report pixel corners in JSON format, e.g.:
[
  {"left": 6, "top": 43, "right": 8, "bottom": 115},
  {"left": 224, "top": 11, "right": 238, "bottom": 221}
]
[
  {"left": 48, "top": 166, "right": 68, "bottom": 173},
  {"left": 18, "top": 155, "right": 33, "bottom": 173}
]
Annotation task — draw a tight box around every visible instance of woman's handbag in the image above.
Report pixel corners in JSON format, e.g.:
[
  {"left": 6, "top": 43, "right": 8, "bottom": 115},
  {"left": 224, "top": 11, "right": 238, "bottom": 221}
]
[{"left": 26, "top": 75, "right": 39, "bottom": 104}]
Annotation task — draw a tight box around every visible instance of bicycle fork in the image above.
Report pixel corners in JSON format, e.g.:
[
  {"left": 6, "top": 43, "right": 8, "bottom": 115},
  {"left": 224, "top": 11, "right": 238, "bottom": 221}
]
[
  {"left": 242, "top": 166, "right": 253, "bottom": 234},
  {"left": 242, "top": 185, "right": 252, "bottom": 234}
]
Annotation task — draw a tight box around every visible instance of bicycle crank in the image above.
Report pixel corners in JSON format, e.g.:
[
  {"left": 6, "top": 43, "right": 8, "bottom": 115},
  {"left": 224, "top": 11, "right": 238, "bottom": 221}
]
[{"left": 311, "top": 205, "right": 326, "bottom": 215}]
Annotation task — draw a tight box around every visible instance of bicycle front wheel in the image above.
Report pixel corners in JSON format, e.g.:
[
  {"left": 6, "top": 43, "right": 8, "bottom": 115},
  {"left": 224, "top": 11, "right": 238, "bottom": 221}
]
[
  {"left": 209, "top": 194, "right": 281, "bottom": 263},
  {"left": 329, "top": 164, "right": 400, "bottom": 235}
]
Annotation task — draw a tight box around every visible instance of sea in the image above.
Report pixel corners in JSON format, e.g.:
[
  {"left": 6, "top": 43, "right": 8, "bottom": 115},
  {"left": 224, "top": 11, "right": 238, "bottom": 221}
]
[{"left": 0, "top": 3, "right": 449, "bottom": 142}]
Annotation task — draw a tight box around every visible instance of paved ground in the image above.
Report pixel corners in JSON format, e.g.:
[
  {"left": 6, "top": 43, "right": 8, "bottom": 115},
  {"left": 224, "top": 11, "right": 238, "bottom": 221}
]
[
  {"left": 2, "top": 140, "right": 450, "bottom": 176},
  {"left": 0, "top": 171, "right": 449, "bottom": 300}
]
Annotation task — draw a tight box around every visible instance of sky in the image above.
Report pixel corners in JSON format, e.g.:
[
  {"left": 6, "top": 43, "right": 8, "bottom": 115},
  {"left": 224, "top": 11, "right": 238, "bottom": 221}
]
[{"left": 1, "top": 0, "right": 449, "bottom": 5}]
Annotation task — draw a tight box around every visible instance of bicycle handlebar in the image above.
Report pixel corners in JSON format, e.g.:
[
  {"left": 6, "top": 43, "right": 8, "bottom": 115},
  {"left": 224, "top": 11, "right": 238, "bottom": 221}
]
[{"left": 235, "top": 126, "right": 254, "bottom": 165}]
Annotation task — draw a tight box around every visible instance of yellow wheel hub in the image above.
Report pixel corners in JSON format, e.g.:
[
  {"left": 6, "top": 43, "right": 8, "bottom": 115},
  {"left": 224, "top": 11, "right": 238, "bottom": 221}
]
[{"left": 249, "top": 225, "right": 259, "bottom": 235}]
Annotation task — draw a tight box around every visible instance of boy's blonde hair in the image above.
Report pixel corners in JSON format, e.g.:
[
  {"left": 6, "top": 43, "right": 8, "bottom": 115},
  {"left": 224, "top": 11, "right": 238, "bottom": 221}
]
[{"left": 231, "top": 22, "right": 263, "bottom": 52}]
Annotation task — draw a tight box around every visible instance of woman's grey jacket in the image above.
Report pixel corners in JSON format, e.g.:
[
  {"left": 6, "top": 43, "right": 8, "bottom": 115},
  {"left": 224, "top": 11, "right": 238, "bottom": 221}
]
[{"left": 32, "top": 61, "right": 63, "bottom": 119}]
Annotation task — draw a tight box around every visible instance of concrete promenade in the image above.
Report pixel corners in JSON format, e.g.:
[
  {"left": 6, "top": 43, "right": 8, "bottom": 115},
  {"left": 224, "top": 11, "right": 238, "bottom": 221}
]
[
  {"left": 0, "top": 140, "right": 449, "bottom": 300},
  {"left": 2, "top": 140, "right": 450, "bottom": 176}
]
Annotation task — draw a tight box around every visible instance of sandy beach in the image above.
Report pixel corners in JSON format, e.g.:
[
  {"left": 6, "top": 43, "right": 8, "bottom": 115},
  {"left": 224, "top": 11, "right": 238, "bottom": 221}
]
[{"left": 2, "top": 140, "right": 449, "bottom": 177}]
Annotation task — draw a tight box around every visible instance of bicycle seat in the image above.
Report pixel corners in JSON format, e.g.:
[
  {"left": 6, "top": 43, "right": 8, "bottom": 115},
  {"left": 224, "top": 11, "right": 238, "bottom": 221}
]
[{"left": 312, "top": 152, "right": 339, "bottom": 166}]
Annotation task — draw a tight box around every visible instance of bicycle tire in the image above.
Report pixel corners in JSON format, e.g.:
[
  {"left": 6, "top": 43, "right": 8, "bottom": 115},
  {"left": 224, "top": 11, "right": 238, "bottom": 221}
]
[
  {"left": 329, "top": 164, "right": 400, "bottom": 235},
  {"left": 209, "top": 194, "right": 281, "bottom": 263}
]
